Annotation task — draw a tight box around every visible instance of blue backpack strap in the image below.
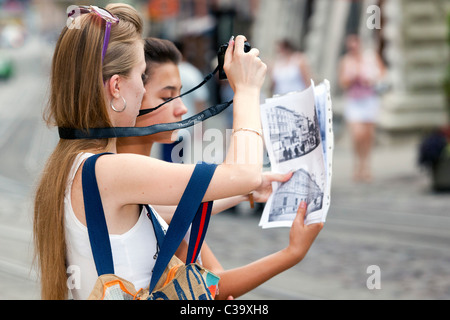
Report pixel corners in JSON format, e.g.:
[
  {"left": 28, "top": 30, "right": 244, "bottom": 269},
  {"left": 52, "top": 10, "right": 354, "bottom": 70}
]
[
  {"left": 149, "top": 162, "right": 217, "bottom": 292},
  {"left": 146, "top": 200, "right": 213, "bottom": 265},
  {"left": 81, "top": 153, "right": 114, "bottom": 276},
  {"left": 146, "top": 200, "right": 212, "bottom": 265},
  {"left": 145, "top": 205, "right": 165, "bottom": 247},
  {"left": 82, "top": 155, "right": 217, "bottom": 283}
]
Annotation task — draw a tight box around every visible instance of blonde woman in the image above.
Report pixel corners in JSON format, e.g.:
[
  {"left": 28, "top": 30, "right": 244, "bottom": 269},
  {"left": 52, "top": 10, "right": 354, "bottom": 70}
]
[
  {"left": 34, "top": 3, "right": 269, "bottom": 300},
  {"left": 117, "top": 38, "right": 324, "bottom": 300}
]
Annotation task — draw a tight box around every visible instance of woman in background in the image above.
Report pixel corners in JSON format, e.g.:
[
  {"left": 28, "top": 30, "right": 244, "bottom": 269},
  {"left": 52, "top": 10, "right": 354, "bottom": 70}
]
[
  {"left": 339, "top": 34, "right": 385, "bottom": 182},
  {"left": 271, "top": 39, "right": 312, "bottom": 96}
]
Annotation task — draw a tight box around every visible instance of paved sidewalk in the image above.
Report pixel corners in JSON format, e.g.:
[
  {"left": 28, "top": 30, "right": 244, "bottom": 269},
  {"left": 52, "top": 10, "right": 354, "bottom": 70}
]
[
  {"left": 207, "top": 130, "right": 450, "bottom": 300},
  {"left": 1, "top": 127, "right": 449, "bottom": 300}
]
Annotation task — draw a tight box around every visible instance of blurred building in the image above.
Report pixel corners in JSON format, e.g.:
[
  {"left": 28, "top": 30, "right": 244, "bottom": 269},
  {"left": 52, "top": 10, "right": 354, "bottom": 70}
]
[
  {"left": 146, "top": 0, "right": 259, "bottom": 72},
  {"left": 379, "top": 0, "right": 449, "bottom": 132},
  {"left": 145, "top": 0, "right": 260, "bottom": 107},
  {"left": 251, "top": 0, "right": 450, "bottom": 135},
  {"left": 26, "top": 0, "right": 447, "bottom": 134}
]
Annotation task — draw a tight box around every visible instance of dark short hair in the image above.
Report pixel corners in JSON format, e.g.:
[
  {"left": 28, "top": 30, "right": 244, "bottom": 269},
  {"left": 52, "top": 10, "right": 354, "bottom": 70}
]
[{"left": 144, "top": 37, "right": 182, "bottom": 76}]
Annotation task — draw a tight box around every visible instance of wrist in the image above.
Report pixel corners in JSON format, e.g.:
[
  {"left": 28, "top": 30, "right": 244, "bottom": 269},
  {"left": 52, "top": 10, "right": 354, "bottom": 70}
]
[
  {"left": 282, "top": 245, "right": 305, "bottom": 267},
  {"left": 232, "top": 92, "right": 262, "bottom": 129},
  {"left": 233, "top": 86, "right": 261, "bottom": 99}
]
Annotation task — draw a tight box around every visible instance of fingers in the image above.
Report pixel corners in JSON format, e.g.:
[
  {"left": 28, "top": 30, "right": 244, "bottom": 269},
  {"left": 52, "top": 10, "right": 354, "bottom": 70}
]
[
  {"left": 226, "top": 35, "right": 260, "bottom": 60},
  {"left": 224, "top": 35, "right": 245, "bottom": 62},
  {"left": 293, "top": 201, "right": 323, "bottom": 243},
  {"left": 295, "top": 201, "right": 307, "bottom": 226},
  {"left": 294, "top": 201, "right": 324, "bottom": 231},
  {"left": 233, "top": 35, "right": 246, "bottom": 53},
  {"left": 248, "top": 48, "right": 260, "bottom": 58},
  {"left": 224, "top": 35, "right": 267, "bottom": 91},
  {"left": 224, "top": 36, "right": 235, "bottom": 66},
  {"left": 264, "top": 171, "right": 294, "bottom": 183}
]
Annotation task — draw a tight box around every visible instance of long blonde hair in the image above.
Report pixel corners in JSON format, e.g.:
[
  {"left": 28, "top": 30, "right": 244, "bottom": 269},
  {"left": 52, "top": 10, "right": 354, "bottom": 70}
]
[{"left": 33, "top": 3, "right": 143, "bottom": 300}]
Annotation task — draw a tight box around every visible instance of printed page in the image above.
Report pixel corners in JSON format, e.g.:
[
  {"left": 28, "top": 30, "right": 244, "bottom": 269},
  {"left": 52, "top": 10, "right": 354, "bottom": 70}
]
[
  {"left": 313, "top": 80, "right": 333, "bottom": 223},
  {"left": 259, "top": 81, "right": 333, "bottom": 228}
]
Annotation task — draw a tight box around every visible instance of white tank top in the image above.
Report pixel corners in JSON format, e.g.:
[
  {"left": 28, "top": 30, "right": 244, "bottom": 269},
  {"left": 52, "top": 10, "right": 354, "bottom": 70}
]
[
  {"left": 64, "top": 153, "right": 168, "bottom": 300},
  {"left": 272, "top": 58, "right": 307, "bottom": 95}
]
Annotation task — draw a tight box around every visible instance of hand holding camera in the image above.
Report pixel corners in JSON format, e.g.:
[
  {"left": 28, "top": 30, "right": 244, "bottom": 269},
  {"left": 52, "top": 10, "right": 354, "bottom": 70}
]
[
  {"left": 219, "top": 35, "right": 267, "bottom": 95},
  {"left": 218, "top": 39, "right": 252, "bottom": 80}
]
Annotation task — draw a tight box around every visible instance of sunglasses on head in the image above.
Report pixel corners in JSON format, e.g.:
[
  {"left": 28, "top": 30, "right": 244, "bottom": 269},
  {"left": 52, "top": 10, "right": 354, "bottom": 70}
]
[{"left": 68, "top": 5, "right": 119, "bottom": 62}]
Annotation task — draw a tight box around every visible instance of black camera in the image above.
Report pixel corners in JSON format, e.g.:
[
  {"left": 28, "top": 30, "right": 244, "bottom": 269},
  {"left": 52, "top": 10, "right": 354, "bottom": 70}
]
[{"left": 217, "top": 41, "right": 252, "bottom": 80}]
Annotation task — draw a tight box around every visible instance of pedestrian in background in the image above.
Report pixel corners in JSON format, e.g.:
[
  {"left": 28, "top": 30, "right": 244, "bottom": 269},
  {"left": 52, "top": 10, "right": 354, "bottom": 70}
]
[
  {"left": 270, "top": 39, "right": 312, "bottom": 96},
  {"left": 339, "top": 34, "right": 385, "bottom": 182}
]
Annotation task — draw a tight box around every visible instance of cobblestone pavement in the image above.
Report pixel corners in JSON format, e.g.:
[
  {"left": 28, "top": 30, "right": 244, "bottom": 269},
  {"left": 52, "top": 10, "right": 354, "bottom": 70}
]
[
  {"left": 207, "top": 135, "right": 450, "bottom": 300},
  {"left": 1, "top": 110, "right": 449, "bottom": 300}
]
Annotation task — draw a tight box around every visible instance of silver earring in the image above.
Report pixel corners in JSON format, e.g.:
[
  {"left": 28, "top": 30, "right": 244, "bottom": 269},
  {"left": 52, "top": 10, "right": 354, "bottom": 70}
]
[{"left": 110, "top": 96, "right": 127, "bottom": 112}]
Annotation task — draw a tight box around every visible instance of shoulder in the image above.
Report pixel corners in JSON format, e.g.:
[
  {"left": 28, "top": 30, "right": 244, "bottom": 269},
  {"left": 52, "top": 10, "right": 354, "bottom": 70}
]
[{"left": 292, "top": 52, "right": 307, "bottom": 64}]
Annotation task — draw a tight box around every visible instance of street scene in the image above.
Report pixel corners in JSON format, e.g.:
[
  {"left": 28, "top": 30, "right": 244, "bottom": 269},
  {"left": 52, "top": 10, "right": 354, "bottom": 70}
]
[{"left": 0, "top": 0, "right": 449, "bottom": 300}]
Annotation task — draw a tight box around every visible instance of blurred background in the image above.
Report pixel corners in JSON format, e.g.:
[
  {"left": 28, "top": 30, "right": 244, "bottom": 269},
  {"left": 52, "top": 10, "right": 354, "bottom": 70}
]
[{"left": 0, "top": 0, "right": 449, "bottom": 299}]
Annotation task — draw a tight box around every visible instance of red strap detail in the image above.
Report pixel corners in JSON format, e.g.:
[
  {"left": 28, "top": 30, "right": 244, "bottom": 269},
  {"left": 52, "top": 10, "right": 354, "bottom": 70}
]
[{"left": 190, "top": 202, "right": 208, "bottom": 264}]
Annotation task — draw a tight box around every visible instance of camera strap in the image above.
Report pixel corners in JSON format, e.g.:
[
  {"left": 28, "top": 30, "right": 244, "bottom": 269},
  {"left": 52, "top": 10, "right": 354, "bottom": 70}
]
[
  {"left": 58, "top": 66, "right": 232, "bottom": 140},
  {"left": 58, "top": 100, "right": 232, "bottom": 139},
  {"left": 138, "top": 66, "right": 219, "bottom": 117}
]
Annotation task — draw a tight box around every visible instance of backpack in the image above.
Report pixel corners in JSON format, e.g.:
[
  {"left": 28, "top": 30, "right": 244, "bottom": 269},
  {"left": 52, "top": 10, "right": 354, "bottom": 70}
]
[{"left": 81, "top": 153, "right": 219, "bottom": 300}]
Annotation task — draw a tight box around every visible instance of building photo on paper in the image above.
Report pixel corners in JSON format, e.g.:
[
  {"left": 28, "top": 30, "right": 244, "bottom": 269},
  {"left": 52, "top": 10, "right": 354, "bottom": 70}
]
[
  {"left": 265, "top": 105, "right": 321, "bottom": 164},
  {"left": 267, "top": 168, "right": 324, "bottom": 223},
  {"left": 259, "top": 81, "right": 333, "bottom": 228}
]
